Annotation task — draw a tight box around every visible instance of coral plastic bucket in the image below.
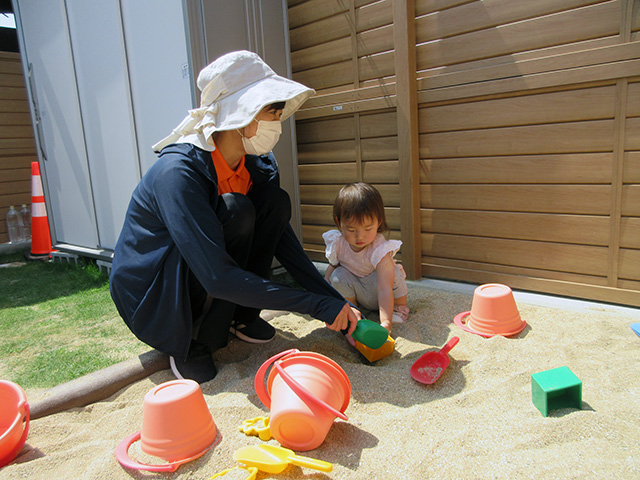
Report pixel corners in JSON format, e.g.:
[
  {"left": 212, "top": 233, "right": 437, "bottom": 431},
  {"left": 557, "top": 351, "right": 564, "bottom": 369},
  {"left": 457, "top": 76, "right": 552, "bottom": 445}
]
[
  {"left": 115, "top": 379, "right": 218, "bottom": 472},
  {"left": 255, "top": 349, "right": 351, "bottom": 451},
  {"left": 454, "top": 283, "right": 526, "bottom": 337},
  {"left": 0, "top": 381, "right": 29, "bottom": 468}
]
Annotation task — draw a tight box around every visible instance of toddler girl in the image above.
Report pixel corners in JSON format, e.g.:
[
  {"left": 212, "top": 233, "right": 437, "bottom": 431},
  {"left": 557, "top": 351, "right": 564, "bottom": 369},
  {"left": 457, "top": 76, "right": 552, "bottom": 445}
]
[{"left": 323, "top": 182, "right": 409, "bottom": 331}]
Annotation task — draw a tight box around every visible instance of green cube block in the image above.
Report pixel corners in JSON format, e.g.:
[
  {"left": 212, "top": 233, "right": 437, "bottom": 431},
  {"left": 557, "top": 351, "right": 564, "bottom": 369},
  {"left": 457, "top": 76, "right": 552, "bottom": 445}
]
[{"left": 531, "top": 366, "right": 582, "bottom": 417}]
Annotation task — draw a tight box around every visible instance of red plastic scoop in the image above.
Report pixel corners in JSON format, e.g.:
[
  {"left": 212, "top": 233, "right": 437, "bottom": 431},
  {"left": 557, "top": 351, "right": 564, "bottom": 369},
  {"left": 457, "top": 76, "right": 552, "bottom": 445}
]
[{"left": 410, "top": 337, "right": 459, "bottom": 384}]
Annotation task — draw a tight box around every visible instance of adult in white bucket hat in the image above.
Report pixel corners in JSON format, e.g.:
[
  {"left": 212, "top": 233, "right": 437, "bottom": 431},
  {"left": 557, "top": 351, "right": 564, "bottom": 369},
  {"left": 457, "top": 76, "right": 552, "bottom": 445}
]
[{"left": 110, "top": 51, "right": 360, "bottom": 383}]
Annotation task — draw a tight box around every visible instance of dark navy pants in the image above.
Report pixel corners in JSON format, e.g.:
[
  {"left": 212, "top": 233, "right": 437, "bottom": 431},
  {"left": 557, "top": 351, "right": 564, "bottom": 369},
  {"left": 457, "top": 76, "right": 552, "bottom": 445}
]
[{"left": 188, "top": 183, "right": 291, "bottom": 352}]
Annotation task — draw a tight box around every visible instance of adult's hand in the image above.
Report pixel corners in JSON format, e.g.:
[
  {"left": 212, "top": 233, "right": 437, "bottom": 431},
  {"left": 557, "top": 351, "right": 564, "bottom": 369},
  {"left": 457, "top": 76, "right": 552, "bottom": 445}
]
[{"left": 326, "top": 303, "right": 360, "bottom": 335}]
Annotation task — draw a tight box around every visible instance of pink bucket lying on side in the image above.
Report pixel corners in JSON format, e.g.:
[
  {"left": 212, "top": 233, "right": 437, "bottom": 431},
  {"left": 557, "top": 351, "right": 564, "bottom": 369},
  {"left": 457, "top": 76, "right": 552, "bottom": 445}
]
[{"left": 255, "top": 349, "right": 351, "bottom": 451}]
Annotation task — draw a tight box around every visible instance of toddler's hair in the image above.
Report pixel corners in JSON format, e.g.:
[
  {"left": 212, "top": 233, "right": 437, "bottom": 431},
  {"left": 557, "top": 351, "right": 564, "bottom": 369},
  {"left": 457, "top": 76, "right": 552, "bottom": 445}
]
[{"left": 332, "top": 182, "right": 388, "bottom": 233}]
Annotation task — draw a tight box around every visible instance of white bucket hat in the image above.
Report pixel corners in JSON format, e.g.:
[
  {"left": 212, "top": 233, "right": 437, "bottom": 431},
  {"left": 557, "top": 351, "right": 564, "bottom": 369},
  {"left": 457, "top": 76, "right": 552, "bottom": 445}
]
[{"left": 152, "top": 50, "right": 315, "bottom": 152}]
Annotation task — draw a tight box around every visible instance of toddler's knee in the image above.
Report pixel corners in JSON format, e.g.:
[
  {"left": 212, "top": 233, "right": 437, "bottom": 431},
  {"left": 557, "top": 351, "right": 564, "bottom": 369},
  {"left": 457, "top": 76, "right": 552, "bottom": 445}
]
[
  {"left": 328, "top": 270, "right": 344, "bottom": 288},
  {"left": 328, "top": 268, "right": 355, "bottom": 297}
]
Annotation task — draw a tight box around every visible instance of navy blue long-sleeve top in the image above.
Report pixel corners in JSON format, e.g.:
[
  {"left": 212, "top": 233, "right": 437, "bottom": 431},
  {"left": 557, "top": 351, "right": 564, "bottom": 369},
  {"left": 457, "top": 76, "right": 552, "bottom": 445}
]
[{"left": 110, "top": 143, "right": 346, "bottom": 360}]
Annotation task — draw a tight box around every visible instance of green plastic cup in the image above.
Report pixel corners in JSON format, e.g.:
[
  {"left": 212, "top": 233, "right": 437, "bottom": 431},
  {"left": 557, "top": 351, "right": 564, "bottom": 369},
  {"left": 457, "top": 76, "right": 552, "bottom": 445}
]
[{"left": 351, "top": 319, "right": 388, "bottom": 350}]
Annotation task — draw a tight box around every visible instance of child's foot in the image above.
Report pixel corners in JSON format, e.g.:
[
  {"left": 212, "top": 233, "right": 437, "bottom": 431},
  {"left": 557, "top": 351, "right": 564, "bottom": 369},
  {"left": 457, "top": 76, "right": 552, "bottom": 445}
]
[{"left": 392, "top": 305, "right": 410, "bottom": 323}]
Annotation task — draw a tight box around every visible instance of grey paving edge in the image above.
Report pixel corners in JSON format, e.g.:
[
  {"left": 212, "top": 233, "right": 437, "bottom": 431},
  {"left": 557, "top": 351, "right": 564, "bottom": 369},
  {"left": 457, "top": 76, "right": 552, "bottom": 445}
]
[{"left": 29, "top": 350, "right": 169, "bottom": 420}]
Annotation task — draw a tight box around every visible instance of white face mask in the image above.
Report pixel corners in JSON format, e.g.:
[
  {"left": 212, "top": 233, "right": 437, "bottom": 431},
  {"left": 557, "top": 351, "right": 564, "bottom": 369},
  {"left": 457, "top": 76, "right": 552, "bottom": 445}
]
[{"left": 239, "top": 120, "right": 282, "bottom": 156}]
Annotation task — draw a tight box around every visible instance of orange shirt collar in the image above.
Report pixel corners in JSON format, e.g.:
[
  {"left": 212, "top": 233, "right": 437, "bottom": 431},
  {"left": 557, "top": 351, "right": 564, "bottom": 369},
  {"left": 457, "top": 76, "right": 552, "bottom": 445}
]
[{"left": 211, "top": 146, "right": 252, "bottom": 195}]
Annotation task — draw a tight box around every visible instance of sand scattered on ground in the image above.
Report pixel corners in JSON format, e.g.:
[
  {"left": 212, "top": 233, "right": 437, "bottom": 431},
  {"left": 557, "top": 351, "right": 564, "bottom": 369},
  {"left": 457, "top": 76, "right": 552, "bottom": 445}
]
[{"left": 3, "top": 285, "right": 640, "bottom": 480}]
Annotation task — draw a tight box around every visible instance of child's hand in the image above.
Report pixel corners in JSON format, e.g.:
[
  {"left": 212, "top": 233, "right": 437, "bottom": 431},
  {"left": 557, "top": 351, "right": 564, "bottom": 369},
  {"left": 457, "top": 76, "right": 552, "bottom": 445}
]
[
  {"left": 345, "top": 333, "right": 356, "bottom": 347},
  {"left": 380, "top": 320, "right": 392, "bottom": 332}
]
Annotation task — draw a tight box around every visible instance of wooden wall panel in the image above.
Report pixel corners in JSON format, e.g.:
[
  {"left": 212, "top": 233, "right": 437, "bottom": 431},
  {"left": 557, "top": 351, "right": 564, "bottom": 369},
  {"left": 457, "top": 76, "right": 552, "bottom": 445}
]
[
  {"left": 292, "top": 61, "right": 353, "bottom": 91},
  {"left": 0, "top": 86, "right": 27, "bottom": 101},
  {"left": 619, "top": 249, "right": 640, "bottom": 281},
  {"left": 298, "top": 163, "right": 358, "bottom": 185},
  {"left": 0, "top": 52, "right": 35, "bottom": 244},
  {"left": 413, "top": 0, "right": 639, "bottom": 304},
  {"left": 622, "top": 75, "right": 639, "bottom": 288},
  {"left": 420, "top": 120, "right": 614, "bottom": 158},
  {"left": 291, "top": 37, "right": 352, "bottom": 72},
  {"left": 421, "top": 234, "right": 609, "bottom": 276},
  {"left": 626, "top": 116, "right": 640, "bottom": 149},
  {"left": 298, "top": 158, "right": 398, "bottom": 184},
  {"left": 415, "top": 0, "right": 606, "bottom": 43},
  {"left": 291, "top": 0, "right": 399, "bottom": 260},
  {"left": 289, "top": 0, "right": 640, "bottom": 305},
  {"left": 421, "top": 210, "right": 610, "bottom": 245},
  {"left": 361, "top": 137, "right": 398, "bottom": 161},
  {"left": 291, "top": 0, "right": 396, "bottom": 92},
  {"left": 297, "top": 139, "right": 357, "bottom": 164},
  {"left": 288, "top": 0, "right": 349, "bottom": 29},
  {"left": 294, "top": 52, "right": 397, "bottom": 91},
  {"left": 289, "top": 0, "right": 391, "bottom": 51},
  {"left": 420, "top": 154, "right": 613, "bottom": 184},
  {"left": 296, "top": 116, "right": 355, "bottom": 143},
  {"left": 292, "top": 22, "right": 394, "bottom": 72},
  {"left": 417, "top": 1, "right": 620, "bottom": 70},
  {"left": 624, "top": 152, "right": 640, "bottom": 182},
  {"left": 419, "top": 53, "right": 639, "bottom": 104},
  {"left": 620, "top": 217, "right": 640, "bottom": 248},
  {"left": 362, "top": 160, "right": 400, "bottom": 184},
  {"left": 422, "top": 257, "right": 610, "bottom": 287},
  {"left": 420, "top": 185, "right": 611, "bottom": 215},
  {"left": 628, "top": 81, "right": 640, "bottom": 116},
  {"left": 622, "top": 185, "right": 640, "bottom": 215},
  {"left": 359, "top": 111, "right": 397, "bottom": 137},
  {"left": 420, "top": 86, "right": 616, "bottom": 132}
]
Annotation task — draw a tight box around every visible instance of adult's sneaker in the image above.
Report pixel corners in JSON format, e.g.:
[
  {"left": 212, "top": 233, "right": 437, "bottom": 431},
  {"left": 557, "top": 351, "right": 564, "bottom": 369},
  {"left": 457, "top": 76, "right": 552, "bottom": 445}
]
[
  {"left": 170, "top": 342, "right": 217, "bottom": 383},
  {"left": 230, "top": 317, "right": 276, "bottom": 343}
]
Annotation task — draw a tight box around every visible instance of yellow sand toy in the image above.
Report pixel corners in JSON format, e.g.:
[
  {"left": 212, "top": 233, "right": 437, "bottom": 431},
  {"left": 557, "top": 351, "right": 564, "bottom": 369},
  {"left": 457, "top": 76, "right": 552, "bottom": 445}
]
[
  {"left": 355, "top": 335, "right": 395, "bottom": 362},
  {"left": 238, "top": 416, "right": 272, "bottom": 441},
  {"left": 209, "top": 466, "right": 257, "bottom": 480},
  {"left": 234, "top": 444, "right": 332, "bottom": 474}
]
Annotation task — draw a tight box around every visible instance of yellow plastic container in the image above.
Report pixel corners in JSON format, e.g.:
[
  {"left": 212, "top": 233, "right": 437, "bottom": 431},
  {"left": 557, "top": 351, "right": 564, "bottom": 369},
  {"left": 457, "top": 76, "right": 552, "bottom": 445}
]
[{"left": 355, "top": 335, "right": 395, "bottom": 362}]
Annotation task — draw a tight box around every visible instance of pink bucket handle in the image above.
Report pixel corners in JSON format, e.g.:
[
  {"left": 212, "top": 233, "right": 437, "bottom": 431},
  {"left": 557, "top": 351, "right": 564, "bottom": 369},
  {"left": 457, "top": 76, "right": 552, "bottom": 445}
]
[
  {"left": 115, "top": 432, "right": 180, "bottom": 472},
  {"left": 1, "top": 401, "right": 29, "bottom": 467},
  {"left": 254, "top": 349, "right": 299, "bottom": 409},
  {"left": 115, "top": 430, "right": 222, "bottom": 473},
  {"left": 274, "top": 361, "right": 348, "bottom": 421}
]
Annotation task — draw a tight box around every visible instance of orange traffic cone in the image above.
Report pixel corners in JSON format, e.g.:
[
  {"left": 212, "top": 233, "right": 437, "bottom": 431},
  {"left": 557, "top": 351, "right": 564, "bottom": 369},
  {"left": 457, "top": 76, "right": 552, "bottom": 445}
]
[{"left": 29, "top": 161, "right": 52, "bottom": 258}]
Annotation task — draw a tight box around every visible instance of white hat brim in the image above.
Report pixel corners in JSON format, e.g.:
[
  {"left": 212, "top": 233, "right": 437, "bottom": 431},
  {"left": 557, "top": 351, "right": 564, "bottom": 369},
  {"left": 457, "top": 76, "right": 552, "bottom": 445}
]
[{"left": 211, "top": 74, "right": 315, "bottom": 132}]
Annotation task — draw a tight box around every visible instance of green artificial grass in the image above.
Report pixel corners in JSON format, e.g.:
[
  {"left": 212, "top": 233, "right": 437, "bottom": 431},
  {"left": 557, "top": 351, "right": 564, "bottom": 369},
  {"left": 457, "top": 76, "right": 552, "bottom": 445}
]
[{"left": 0, "top": 252, "right": 148, "bottom": 389}]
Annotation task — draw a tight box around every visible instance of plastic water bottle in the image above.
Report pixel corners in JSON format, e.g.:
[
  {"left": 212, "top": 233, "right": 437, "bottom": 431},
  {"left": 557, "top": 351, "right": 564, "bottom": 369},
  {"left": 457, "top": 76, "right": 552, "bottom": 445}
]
[
  {"left": 6, "top": 205, "right": 25, "bottom": 244},
  {"left": 20, "top": 204, "right": 31, "bottom": 242}
]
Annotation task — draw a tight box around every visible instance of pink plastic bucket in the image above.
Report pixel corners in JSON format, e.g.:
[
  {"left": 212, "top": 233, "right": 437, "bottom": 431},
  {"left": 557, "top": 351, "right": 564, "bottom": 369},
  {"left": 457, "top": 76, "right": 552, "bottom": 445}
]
[
  {"left": 255, "top": 349, "right": 351, "bottom": 451},
  {"left": 0, "top": 381, "right": 29, "bottom": 468},
  {"left": 454, "top": 283, "right": 526, "bottom": 337},
  {"left": 115, "top": 379, "right": 218, "bottom": 472}
]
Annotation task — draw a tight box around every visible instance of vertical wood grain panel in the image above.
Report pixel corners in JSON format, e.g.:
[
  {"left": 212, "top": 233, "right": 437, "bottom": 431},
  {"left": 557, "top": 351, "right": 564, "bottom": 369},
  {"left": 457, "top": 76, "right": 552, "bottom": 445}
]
[
  {"left": 0, "top": 52, "right": 35, "bottom": 243},
  {"left": 393, "top": 0, "right": 421, "bottom": 279}
]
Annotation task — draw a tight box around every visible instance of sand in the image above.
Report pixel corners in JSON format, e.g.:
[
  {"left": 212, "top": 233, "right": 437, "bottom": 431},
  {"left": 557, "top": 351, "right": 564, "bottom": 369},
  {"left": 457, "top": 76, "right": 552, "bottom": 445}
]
[{"left": 2, "top": 282, "right": 640, "bottom": 480}]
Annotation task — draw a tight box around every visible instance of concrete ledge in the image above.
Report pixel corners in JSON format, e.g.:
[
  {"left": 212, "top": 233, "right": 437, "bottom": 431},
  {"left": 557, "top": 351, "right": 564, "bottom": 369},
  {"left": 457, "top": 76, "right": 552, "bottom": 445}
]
[
  {"left": 0, "top": 242, "right": 30, "bottom": 256},
  {"left": 30, "top": 350, "right": 169, "bottom": 420}
]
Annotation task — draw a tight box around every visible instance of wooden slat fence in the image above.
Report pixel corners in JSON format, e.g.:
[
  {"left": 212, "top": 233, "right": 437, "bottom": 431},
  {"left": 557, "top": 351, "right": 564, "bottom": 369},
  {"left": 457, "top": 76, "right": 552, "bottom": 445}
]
[
  {"left": 289, "top": 0, "right": 640, "bottom": 306},
  {"left": 0, "top": 51, "right": 36, "bottom": 244}
]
